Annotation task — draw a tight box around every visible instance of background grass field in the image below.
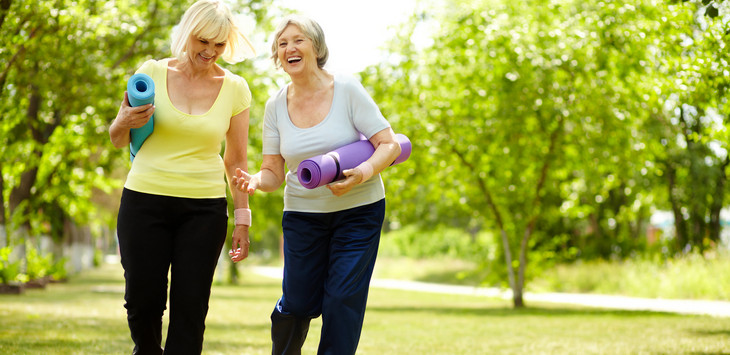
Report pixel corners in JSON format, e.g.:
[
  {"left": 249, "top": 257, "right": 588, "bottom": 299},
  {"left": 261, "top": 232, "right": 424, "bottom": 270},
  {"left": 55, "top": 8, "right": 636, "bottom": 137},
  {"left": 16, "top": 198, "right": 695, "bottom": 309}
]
[{"left": 1, "top": 259, "right": 729, "bottom": 354}]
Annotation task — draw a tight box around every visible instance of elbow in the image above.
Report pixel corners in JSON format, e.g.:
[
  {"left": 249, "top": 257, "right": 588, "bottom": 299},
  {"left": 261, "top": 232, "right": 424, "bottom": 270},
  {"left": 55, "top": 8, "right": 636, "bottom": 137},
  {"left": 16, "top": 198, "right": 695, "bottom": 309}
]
[
  {"left": 224, "top": 156, "right": 247, "bottom": 173},
  {"left": 110, "top": 135, "right": 126, "bottom": 149},
  {"left": 109, "top": 124, "right": 129, "bottom": 149},
  {"left": 389, "top": 141, "right": 402, "bottom": 162},
  {"left": 392, "top": 141, "right": 402, "bottom": 157}
]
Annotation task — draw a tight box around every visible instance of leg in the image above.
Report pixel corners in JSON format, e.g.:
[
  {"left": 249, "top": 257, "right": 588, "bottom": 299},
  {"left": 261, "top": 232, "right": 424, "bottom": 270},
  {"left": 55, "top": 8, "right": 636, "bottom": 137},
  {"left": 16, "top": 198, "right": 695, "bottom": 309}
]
[
  {"left": 117, "top": 189, "right": 174, "bottom": 355},
  {"left": 270, "top": 299, "right": 311, "bottom": 355},
  {"left": 318, "top": 199, "right": 385, "bottom": 355},
  {"left": 163, "top": 197, "right": 228, "bottom": 354},
  {"left": 271, "top": 211, "right": 331, "bottom": 355}
]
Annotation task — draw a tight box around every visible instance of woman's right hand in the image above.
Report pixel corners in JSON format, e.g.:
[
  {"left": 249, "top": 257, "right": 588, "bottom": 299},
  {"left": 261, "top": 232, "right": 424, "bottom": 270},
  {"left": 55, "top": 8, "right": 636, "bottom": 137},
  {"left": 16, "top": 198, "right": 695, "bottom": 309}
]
[
  {"left": 110, "top": 91, "right": 155, "bottom": 148},
  {"left": 116, "top": 91, "right": 155, "bottom": 129},
  {"left": 233, "top": 168, "right": 261, "bottom": 195}
]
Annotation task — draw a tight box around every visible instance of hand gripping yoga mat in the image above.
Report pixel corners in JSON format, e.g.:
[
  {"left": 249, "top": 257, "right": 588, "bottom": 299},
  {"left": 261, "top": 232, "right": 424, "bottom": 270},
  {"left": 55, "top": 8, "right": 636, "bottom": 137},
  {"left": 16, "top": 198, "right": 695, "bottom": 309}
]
[
  {"left": 127, "top": 73, "right": 155, "bottom": 161},
  {"left": 297, "top": 133, "right": 412, "bottom": 189}
]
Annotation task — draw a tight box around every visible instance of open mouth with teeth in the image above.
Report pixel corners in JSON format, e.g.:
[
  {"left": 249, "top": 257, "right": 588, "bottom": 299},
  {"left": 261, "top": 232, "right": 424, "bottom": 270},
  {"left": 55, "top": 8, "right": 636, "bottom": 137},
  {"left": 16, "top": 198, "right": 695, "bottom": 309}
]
[{"left": 287, "top": 56, "right": 302, "bottom": 64}]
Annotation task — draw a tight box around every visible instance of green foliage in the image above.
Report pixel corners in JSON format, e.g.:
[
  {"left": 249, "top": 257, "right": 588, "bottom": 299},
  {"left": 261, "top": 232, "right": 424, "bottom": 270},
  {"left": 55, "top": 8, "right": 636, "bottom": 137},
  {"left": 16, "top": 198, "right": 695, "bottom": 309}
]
[
  {"left": 1, "top": 0, "right": 192, "bottom": 241},
  {"left": 364, "top": 0, "right": 729, "bottom": 265},
  {"left": 360, "top": 0, "right": 730, "bottom": 306},
  {"left": 0, "top": 0, "right": 284, "bottom": 256},
  {"left": 93, "top": 248, "right": 103, "bottom": 267},
  {"left": 1, "top": 0, "right": 729, "bottom": 295},
  {"left": 644, "top": 0, "right": 730, "bottom": 252},
  {"left": 531, "top": 250, "right": 730, "bottom": 300},
  {"left": 48, "top": 256, "right": 69, "bottom": 281},
  {"left": 380, "top": 225, "right": 497, "bottom": 262},
  {"left": 24, "top": 244, "right": 52, "bottom": 281},
  {"left": 0, "top": 246, "right": 21, "bottom": 284}
]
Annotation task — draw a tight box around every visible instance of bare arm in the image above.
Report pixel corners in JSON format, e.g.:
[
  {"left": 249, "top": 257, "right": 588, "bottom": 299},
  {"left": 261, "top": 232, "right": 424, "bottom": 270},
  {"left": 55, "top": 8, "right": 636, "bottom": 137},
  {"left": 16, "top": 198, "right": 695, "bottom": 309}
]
[
  {"left": 224, "top": 108, "right": 250, "bottom": 208},
  {"left": 109, "top": 91, "right": 155, "bottom": 148},
  {"left": 233, "top": 154, "right": 286, "bottom": 195},
  {"left": 225, "top": 108, "right": 252, "bottom": 262}
]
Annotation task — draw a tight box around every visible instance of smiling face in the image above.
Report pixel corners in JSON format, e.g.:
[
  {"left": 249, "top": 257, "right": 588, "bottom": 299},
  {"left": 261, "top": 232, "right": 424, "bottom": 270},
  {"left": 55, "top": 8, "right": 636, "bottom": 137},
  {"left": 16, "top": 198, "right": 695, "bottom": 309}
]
[
  {"left": 187, "top": 35, "right": 227, "bottom": 69},
  {"left": 276, "top": 24, "right": 319, "bottom": 76}
]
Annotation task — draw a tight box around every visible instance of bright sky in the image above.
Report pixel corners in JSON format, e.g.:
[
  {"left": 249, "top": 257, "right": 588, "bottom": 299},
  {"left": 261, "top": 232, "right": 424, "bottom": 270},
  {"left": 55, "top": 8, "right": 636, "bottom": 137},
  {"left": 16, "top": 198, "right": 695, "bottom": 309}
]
[{"left": 278, "top": 0, "right": 417, "bottom": 75}]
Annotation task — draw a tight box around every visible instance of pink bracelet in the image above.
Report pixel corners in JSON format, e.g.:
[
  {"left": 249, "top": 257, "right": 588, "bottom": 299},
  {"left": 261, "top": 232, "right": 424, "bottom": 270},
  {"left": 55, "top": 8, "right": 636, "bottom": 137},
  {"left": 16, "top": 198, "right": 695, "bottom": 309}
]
[
  {"left": 234, "top": 208, "right": 251, "bottom": 226},
  {"left": 356, "top": 161, "right": 374, "bottom": 183}
]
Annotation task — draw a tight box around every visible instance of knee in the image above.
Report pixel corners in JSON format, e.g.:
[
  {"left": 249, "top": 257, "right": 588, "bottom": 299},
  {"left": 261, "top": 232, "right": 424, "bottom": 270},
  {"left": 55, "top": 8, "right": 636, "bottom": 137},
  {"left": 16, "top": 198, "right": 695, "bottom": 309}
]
[
  {"left": 277, "top": 297, "right": 321, "bottom": 319},
  {"left": 325, "top": 290, "right": 369, "bottom": 314},
  {"left": 124, "top": 285, "right": 168, "bottom": 315}
]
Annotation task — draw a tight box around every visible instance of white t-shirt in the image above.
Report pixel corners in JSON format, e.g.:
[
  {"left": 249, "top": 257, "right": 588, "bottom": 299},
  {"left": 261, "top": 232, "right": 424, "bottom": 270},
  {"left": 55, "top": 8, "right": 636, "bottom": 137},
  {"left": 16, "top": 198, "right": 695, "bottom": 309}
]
[{"left": 262, "top": 74, "right": 391, "bottom": 212}]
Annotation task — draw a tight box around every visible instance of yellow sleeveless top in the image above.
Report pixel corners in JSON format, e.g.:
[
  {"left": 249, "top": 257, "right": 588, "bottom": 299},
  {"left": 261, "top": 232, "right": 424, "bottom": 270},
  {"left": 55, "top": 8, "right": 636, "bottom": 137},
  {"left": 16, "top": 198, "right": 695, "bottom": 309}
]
[{"left": 124, "top": 59, "right": 251, "bottom": 198}]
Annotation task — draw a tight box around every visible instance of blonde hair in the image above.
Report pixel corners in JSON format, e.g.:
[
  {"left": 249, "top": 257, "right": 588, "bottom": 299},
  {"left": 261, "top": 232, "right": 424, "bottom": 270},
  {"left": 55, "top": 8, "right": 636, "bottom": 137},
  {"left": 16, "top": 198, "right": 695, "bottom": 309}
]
[
  {"left": 171, "top": 0, "right": 255, "bottom": 64},
  {"left": 270, "top": 15, "right": 329, "bottom": 69}
]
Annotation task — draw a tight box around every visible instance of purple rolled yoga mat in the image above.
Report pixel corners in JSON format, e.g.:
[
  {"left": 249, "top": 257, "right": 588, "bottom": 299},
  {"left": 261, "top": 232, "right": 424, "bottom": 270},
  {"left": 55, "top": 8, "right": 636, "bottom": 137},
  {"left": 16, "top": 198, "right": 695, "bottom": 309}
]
[{"left": 297, "top": 133, "right": 412, "bottom": 189}]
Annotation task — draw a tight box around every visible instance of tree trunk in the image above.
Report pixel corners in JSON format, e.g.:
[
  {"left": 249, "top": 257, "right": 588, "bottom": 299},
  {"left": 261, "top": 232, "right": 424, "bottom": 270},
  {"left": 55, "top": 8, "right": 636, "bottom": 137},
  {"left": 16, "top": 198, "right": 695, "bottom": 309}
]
[
  {"left": 499, "top": 228, "right": 517, "bottom": 304},
  {"left": 8, "top": 87, "right": 42, "bottom": 236},
  {"left": 665, "top": 164, "right": 688, "bottom": 251},
  {"left": 690, "top": 211, "right": 706, "bottom": 252},
  {"left": 0, "top": 172, "right": 5, "bottom": 247},
  {"left": 0, "top": 0, "right": 11, "bottom": 31},
  {"left": 63, "top": 217, "right": 94, "bottom": 274},
  {"left": 449, "top": 144, "right": 522, "bottom": 306},
  {"left": 708, "top": 157, "right": 729, "bottom": 245},
  {"left": 513, "top": 115, "right": 560, "bottom": 308},
  {"left": 515, "top": 228, "right": 533, "bottom": 309}
]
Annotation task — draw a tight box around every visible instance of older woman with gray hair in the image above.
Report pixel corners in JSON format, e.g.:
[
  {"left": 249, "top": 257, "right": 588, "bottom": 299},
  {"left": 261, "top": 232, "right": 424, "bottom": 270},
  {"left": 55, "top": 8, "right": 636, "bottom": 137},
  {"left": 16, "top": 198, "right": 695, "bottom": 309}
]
[
  {"left": 232, "top": 14, "right": 401, "bottom": 355},
  {"left": 109, "top": 0, "right": 255, "bottom": 353}
]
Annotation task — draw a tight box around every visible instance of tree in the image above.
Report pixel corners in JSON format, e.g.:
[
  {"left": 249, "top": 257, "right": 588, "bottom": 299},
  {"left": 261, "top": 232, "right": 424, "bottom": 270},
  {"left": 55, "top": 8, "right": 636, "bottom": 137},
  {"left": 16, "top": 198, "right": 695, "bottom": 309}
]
[
  {"left": 361, "top": 0, "right": 671, "bottom": 307},
  {"left": 645, "top": 0, "right": 730, "bottom": 253},
  {"left": 2, "top": 0, "right": 181, "bottom": 252},
  {"left": 0, "top": 0, "right": 280, "bottom": 273}
]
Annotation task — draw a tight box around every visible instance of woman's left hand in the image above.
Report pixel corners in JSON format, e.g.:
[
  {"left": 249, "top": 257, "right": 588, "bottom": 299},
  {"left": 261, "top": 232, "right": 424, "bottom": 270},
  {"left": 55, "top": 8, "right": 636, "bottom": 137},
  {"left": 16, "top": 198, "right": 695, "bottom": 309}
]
[
  {"left": 326, "top": 168, "right": 363, "bottom": 196},
  {"left": 229, "top": 225, "right": 250, "bottom": 262}
]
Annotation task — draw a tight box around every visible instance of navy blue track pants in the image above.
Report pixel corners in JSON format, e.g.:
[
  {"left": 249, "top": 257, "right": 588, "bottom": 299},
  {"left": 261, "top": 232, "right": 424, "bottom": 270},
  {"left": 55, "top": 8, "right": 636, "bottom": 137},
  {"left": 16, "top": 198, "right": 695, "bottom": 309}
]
[
  {"left": 271, "top": 199, "right": 386, "bottom": 355},
  {"left": 117, "top": 188, "right": 228, "bottom": 355}
]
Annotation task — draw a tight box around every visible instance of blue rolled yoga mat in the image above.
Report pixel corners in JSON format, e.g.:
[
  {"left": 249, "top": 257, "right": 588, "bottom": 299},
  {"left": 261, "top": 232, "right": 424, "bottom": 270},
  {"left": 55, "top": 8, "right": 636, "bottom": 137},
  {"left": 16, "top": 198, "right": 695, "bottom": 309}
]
[{"left": 127, "top": 73, "right": 155, "bottom": 161}]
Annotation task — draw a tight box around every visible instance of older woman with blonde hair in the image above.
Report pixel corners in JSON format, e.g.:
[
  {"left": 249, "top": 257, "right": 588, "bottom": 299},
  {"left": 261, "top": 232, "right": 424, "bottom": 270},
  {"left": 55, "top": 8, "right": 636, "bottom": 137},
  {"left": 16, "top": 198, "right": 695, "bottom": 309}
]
[
  {"left": 109, "top": 0, "right": 255, "bottom": 353},
  {"left": 233, "top": 14, "right": 402, "bottom": 355}
]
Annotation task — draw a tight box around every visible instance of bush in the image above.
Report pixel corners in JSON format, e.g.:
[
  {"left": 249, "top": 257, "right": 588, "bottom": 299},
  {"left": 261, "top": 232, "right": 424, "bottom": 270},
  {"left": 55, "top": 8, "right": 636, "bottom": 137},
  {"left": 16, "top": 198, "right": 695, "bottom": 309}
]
[
  {"left": 529, "top": 250, "right": 730, "bottom": 300},
  {"left": 380, "top": 225, "right": 497, "bottom": 262},
  {"left": 25, "top": 245, "right": 53, "bottom": 281},
  {"left": 48, "top": 257, "right": 69, "bottom": 281},
  {"left": 0, "top": 246, "right": 22, "bottom": 284}
]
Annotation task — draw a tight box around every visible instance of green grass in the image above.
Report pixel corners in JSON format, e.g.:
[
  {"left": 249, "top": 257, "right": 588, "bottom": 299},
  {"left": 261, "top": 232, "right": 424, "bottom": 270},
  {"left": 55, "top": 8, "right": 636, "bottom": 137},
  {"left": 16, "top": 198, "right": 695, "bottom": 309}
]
[{"left": 1, "top": 261, "right": 730, "bottom": 354}]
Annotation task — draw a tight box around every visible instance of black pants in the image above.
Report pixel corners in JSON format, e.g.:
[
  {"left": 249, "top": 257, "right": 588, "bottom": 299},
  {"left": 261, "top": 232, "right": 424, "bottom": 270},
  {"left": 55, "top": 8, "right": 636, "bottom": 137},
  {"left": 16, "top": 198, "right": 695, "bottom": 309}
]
[{"left": 117, "top": 188, "right": 228, "bottom": 355}]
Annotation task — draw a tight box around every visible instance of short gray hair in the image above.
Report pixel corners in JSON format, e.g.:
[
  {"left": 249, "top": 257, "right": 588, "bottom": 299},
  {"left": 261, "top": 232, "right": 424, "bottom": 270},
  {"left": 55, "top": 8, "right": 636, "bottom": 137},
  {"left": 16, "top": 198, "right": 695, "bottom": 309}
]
[{"left": 270, "top": 15, "right": 329, "bottom": 69}]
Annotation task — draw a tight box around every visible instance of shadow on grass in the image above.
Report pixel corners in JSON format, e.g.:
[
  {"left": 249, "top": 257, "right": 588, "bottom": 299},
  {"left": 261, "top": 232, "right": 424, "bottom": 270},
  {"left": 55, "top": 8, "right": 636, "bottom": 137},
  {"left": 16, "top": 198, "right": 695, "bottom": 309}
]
[
  {"left": 205, "top": 320, "right": 270, "bottom": 332},
  {"left": 414, "top": 267, "right": 492, "bottom": 286},
  {"left": 210, "top": 292, "right": 279, "bottom": 303},
  {"left": 688, "top": 329, "right": 730, "bottom": 337}
]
